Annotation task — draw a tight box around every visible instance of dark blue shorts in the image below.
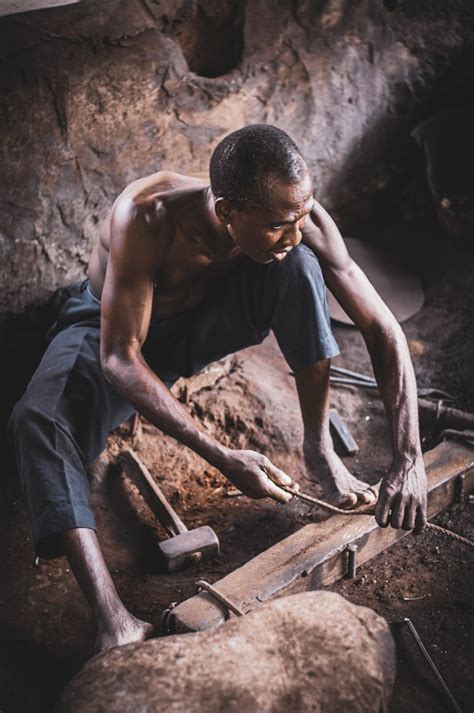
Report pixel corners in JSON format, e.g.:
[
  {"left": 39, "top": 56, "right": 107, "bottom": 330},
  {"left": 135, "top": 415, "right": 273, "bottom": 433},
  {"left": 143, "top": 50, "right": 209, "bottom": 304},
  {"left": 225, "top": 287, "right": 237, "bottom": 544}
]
[{"left": 8, "top": 243, "right": 339, "bottom": 558}]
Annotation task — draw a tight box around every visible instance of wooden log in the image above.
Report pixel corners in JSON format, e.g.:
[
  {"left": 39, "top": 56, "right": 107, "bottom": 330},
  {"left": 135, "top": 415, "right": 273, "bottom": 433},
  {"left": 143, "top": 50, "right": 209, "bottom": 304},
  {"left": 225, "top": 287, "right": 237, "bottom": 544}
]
[{"left": 167, "top": 440, "right": 474, "bottom": 634}]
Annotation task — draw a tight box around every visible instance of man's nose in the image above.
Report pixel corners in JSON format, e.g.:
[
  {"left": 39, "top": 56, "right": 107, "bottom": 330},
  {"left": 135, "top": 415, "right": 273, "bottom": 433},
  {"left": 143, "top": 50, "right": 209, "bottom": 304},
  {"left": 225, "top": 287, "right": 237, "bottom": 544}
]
[{"left": 283, "top": 223, "right": 302, "bottom": 247}]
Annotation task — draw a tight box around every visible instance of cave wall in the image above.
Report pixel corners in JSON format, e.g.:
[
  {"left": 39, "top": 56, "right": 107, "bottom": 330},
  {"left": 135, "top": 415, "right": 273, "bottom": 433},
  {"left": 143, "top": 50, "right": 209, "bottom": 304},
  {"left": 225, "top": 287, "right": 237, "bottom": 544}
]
[{"left": 0, "top": 0, "right": 473, "bottom": 316}]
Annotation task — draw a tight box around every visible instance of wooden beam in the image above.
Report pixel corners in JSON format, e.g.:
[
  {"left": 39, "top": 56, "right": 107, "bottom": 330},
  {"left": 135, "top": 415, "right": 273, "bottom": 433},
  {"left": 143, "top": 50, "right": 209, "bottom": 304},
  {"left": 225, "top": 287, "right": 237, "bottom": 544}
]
[
  {"left": 0, "top": 0, "right": 80, "bottom": 17},
  {"left": 167, "top": 441, "right": 474, "bottom": 634}
]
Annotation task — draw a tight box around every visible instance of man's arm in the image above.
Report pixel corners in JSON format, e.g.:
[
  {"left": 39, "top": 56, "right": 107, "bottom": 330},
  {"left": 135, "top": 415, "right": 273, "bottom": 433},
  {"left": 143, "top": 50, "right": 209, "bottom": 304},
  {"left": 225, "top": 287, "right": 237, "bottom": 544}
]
[
  {"left": 100, "top": 195, "right": 293, "bottom": 503},
  {"left": 302, "top": 200, "right": 427, "bottom": 532}
]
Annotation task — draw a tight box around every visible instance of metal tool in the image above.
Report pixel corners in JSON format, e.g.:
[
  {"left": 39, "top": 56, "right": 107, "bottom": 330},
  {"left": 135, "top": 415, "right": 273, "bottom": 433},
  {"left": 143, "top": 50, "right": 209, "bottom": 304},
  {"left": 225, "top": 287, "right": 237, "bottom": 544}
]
[
  {"left": 329, "top": 366, "right": 455, "bottom": 402},
  {"left": 402, "top": 618, "right": 462, "bottom": 713},
  {"left": 329, "top": 408, "right": 359, "bottom": 455},
  {"left": 119, "top": 449, "right": 220, "bottom": 573}
]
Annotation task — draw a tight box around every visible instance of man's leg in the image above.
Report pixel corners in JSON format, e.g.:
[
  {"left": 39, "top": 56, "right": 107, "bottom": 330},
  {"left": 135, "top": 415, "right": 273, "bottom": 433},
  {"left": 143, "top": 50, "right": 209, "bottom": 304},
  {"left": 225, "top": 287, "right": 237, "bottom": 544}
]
[
  {"left": 8, "top": 285, "right": 153, "bottom": 652},
  {"left": 294, "top": 358, "right": 376, "bottom": 507},
  {"left": 62, "top": 529, "right": 153, "bottom": 653},
  {"left": 270, "top": 245, "right": 376, "bottom": 506}
]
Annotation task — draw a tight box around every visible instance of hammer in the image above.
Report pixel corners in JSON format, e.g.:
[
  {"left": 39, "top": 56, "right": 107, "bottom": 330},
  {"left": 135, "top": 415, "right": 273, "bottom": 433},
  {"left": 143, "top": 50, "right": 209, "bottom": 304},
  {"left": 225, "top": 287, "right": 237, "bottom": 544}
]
[{"left": 119, "top": 448, "right": 220, "bottom": 573}]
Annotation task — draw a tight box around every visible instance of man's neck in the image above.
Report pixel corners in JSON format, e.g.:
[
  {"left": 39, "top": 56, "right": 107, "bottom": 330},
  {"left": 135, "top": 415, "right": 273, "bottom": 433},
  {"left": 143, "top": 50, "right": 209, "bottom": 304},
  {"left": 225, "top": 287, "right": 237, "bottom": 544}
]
[{"left": 201, "top": 186, "right": 236, "bottom": 255}]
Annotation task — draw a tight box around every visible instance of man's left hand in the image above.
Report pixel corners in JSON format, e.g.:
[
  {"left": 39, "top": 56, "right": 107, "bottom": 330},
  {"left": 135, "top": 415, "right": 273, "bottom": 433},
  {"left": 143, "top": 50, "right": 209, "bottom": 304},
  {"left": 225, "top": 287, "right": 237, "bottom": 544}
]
[{"left": 375, "top": 455, "right": 427, "bottom": 533}]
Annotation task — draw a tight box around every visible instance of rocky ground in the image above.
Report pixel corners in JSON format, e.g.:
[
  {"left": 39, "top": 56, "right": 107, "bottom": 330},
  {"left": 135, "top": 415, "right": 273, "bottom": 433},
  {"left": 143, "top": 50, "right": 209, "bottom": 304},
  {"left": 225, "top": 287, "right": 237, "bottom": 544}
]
[{"left": 0, "top": 236, "right": 473, "bottom": 712}]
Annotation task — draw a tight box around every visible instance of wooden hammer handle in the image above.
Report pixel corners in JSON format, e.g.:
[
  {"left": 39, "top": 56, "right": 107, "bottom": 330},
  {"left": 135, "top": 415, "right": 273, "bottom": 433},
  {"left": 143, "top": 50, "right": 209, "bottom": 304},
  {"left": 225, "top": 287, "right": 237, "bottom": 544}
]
[{"left": 119, "top": 449, "right": 188, "bottom": 537}]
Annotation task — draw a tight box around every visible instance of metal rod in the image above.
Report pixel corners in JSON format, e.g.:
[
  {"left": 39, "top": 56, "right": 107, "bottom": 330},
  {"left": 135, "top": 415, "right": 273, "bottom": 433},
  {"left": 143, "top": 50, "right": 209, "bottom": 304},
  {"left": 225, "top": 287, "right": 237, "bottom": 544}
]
[
  {"left": 403, "top": 618, "right": 462, "bottom": 713},
  {"left": 330, "top": 376, "right": 378, "bottom": 388},
  {"left": 330, "top": 365, "right": 376, "bottom": 383},
  {"left": 329, "top": 370, "right": 455, "bottom": 402}
]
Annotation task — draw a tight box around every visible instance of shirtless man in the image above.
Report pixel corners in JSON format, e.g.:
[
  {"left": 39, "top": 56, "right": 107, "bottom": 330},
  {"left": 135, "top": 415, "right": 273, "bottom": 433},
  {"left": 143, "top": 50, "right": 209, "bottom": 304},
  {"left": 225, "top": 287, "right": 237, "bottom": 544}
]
[{"left": 9, "top": 124, "right": 427, "bottom": 653}]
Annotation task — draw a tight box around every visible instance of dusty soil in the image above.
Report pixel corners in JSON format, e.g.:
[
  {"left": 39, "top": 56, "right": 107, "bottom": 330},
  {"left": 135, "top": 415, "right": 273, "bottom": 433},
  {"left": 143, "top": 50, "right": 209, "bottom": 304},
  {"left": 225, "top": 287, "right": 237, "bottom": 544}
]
[{"left": 0, "top": 238, "right": 473, "bottom": 713}]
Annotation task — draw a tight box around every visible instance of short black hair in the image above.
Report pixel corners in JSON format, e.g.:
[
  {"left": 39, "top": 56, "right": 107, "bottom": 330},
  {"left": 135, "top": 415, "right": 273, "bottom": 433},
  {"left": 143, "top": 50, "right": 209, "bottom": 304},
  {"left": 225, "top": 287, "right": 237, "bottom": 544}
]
[{"left": 209, "top": 124, "right": 307, "bottom": 210}]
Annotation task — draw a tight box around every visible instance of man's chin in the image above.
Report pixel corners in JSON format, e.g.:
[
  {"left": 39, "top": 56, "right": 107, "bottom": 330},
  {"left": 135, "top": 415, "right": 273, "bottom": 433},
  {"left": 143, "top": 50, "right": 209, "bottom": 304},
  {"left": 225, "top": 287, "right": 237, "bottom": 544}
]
[{"left": 245, "top": 252, "right": 273, "bottom": 265}]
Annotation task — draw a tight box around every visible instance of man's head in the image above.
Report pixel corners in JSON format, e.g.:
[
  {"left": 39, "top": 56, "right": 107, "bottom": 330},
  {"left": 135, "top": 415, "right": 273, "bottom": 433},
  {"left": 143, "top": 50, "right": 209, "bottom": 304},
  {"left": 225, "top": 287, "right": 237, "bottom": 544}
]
[{"left": 210, "top": 124, "right": 314, "bottom": 264}]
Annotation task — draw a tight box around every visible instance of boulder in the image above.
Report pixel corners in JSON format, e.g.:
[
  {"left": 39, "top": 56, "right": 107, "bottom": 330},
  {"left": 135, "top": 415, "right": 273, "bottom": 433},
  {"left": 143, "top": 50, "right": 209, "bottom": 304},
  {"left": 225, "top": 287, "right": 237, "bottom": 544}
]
[{"left": 57, "top": 591, "right": 395, "bottom": 713}]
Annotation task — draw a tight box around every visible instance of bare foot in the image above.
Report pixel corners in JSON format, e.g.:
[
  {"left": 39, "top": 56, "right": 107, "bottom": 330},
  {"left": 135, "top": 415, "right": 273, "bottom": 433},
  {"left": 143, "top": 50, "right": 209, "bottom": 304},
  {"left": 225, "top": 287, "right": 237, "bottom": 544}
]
[
  {"left": 303, "top": 442, "right": 377, "bottom": 509},
  {"left": 95, "top": 609, "right": 155, "bottom": 654}
]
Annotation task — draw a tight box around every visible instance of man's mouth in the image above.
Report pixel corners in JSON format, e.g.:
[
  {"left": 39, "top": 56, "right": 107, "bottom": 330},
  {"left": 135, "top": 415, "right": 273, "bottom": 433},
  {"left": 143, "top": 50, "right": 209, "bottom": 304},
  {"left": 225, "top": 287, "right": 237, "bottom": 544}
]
[{"left": 270, "top": 248, "right": 292, "bottom": 261}]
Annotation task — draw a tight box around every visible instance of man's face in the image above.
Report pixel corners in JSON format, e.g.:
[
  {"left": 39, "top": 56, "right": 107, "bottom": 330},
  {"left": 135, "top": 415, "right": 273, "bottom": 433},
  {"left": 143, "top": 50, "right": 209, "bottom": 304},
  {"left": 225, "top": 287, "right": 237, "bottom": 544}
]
[{"left": 218, "top": 171, "right": 314, "bottom": 264}]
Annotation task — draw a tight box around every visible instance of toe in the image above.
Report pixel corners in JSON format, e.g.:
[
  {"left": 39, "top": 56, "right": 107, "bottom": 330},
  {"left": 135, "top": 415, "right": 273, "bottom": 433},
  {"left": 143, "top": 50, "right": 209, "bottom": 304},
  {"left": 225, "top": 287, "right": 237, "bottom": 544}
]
[
  {"left": 330, "top": 491, "right": 358, "bottom": 509},
  {"left": 358, "top": 488, "right": 377, "bottom": 505}
]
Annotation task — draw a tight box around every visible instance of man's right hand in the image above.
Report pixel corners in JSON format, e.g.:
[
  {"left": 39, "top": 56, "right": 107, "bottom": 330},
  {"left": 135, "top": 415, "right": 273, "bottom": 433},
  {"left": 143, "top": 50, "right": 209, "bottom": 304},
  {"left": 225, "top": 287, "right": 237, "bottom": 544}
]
[{"left": 218, "top": 448, "right": 295, "bottom": 503}]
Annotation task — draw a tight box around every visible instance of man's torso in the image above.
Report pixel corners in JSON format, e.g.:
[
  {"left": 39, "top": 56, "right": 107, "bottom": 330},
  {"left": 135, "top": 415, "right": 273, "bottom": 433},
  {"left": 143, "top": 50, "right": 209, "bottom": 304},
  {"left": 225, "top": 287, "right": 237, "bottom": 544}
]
[{"left": 87, "top": 172, "right": 242, "bottom": 318}]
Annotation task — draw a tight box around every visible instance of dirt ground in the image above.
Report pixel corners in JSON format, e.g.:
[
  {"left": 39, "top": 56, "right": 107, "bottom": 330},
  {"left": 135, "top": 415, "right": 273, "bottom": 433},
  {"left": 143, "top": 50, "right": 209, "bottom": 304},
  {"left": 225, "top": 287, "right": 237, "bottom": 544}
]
[{"left": 0, "top": 236, "right": 473, "bottom": 713}]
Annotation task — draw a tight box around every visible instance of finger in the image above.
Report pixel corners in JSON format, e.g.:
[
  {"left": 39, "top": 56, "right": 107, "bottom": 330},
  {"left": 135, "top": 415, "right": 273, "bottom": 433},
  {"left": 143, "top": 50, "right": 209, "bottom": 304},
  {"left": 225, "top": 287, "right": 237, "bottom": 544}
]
[
  {"left": 329, "top": 491, "right": 358, "bottom": 509},
  {"left": 413, "top": 504, "right": 427, "bottom": 535},
  {"left": 264, "top": 479, "right": 293, "bottom": 504},
  {"left": 375, "top": 490, "right": 391, "bottom": 528},
  {"left": 402, "top": 498, "right": 417, "bottom": 531},
  {"left": 358, "top": 487, "right": 378, "bottom": 506},
  {"left": 390, "top": 494, "right": 404, "bottom": 529},
  {"left": 263, "top": 461, "right": 293, "bottom": 487}
]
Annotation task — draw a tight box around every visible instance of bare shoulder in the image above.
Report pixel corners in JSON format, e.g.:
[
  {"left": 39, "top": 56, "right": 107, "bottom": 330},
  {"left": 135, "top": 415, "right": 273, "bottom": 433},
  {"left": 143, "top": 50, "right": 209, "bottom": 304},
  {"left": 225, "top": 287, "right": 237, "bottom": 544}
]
[
  {"left": 302, "top": 199, "right": 350, "bottom": 271},
  {"left": 112, "top": 170, "right": 206, "bottom": 228},
  {"left": 113, "top": 171, "right": 174, "bottom": 224}
]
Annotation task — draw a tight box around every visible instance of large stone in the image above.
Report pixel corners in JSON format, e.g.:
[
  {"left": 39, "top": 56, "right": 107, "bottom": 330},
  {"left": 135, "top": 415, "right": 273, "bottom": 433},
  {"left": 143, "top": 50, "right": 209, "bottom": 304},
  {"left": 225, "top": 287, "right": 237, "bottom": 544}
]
[{"left": 56, "top": 591, "right": 395, "bottom": 713}]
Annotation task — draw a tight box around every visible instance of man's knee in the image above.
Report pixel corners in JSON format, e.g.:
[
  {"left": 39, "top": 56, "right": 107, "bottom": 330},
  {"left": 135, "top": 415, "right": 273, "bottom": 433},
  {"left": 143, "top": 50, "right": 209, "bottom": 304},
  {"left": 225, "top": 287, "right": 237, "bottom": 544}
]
[
  {"left": 8, "top": 393, "right": 54, "bottom": 450},
  {"left": 278, "top": 243, "right": 324, "bottom": 285}
]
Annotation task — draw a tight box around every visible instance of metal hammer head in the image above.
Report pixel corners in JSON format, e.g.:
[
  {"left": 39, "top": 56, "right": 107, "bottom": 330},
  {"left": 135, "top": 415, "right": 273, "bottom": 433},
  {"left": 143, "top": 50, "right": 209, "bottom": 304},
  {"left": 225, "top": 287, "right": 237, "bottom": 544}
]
[{"left": 158, "top": 525, "right": 220, "bottom": 573}]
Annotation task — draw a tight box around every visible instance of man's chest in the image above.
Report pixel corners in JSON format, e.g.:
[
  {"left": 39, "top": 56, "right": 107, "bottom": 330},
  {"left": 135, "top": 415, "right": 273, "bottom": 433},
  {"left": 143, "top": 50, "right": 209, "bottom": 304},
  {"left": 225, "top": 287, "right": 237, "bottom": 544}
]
[{"left": 150, "top": 238, "right": 243, "bottom": 315}]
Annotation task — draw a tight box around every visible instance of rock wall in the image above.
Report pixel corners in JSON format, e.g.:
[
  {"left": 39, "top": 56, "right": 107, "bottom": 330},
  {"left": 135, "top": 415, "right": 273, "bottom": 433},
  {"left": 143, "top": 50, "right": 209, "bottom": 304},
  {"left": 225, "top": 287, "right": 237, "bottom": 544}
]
[{"left": 0, "top": 0, "right": 473, "bottom": 315}]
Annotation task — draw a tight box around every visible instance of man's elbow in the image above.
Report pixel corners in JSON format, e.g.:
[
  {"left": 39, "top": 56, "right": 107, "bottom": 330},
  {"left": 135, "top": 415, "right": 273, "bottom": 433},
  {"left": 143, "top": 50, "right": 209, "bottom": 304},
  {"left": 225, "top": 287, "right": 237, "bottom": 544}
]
[
  {"left": 101, "top": 352, "right": 122, "bottom": 386},
  {"left": 363, "top": 316, "right": 407, "bottom": 354},
  {"left": 100, "top": 348, "right": 140, "bottom": 387}
]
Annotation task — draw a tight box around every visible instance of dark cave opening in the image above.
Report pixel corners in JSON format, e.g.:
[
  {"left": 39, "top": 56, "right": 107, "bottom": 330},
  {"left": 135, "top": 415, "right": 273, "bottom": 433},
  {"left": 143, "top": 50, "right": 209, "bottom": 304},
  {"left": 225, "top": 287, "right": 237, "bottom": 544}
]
[{"left": 161, "top": 0, "right": 245, "bottom": 78}]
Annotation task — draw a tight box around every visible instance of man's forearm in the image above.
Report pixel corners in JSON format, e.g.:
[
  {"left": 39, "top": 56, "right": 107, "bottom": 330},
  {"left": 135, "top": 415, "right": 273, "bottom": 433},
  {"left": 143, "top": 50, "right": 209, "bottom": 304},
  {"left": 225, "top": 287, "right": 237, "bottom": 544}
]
[
  {"left": 102, "top": 353, "right": 228, "bottom": 469},
  {"left": 364, "top": 322, "right": 422, "bottom": 463}
]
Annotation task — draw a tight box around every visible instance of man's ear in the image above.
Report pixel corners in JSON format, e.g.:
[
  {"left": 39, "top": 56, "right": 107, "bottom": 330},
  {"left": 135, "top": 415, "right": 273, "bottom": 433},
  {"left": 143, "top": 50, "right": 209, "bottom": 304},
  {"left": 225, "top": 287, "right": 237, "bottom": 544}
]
[{"left": 214, "top": 197, "right": 234, "bottom": 226}]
